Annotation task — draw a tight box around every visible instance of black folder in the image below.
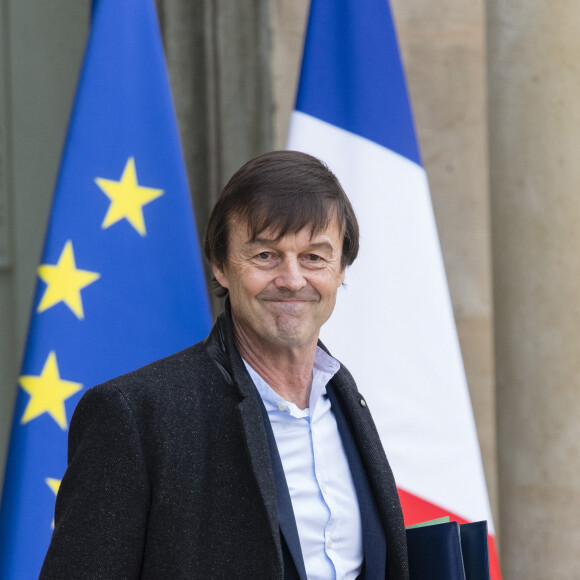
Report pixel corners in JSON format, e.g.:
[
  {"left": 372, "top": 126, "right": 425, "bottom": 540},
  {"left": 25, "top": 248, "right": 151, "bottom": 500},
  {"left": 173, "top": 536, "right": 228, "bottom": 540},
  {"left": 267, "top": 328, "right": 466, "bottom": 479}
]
[
  {"left": 406, "top": 520, "right": 490, "bottom": 580},
  {"left": 460, "top": 521, "right": 491, "bottom": 580}
]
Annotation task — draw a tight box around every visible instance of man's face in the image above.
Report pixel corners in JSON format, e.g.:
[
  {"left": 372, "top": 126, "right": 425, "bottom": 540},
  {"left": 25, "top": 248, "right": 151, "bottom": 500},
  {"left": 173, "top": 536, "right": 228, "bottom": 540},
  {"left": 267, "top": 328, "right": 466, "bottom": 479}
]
[{"left": 213, "top": 217, "right": 346, "bottom": 353}]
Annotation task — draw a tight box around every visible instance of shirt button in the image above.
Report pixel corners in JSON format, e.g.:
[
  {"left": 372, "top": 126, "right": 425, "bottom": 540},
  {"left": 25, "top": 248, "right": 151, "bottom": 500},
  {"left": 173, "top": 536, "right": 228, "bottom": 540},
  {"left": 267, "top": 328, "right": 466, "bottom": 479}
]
[
  {"left": 360, "top": 398, "right": 367, "bottom": 408},
  {"left": 320, "top": 482, "right": 327, "bottom": 493},
  {"left": 327, "top": 537, "right": 333, "bottom": 549},
  {"left": 278, "top": 402, "right": 287, "bottom": 412}
]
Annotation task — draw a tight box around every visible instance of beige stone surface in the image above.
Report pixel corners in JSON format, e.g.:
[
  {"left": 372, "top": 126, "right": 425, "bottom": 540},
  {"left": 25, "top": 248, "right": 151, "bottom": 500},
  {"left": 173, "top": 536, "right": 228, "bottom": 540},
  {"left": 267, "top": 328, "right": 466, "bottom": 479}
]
[
  {"left": 489, "top": 1, "right": 580, "bottom": 576},
  {"left": 269, "top": 0, "right": 309, "bottom": 148},
  {"left": 456, "top": 316, "right": 497, "bottom": 514},
  {"left": 392, "top": 0, "right": 497, "bottom": 527}
]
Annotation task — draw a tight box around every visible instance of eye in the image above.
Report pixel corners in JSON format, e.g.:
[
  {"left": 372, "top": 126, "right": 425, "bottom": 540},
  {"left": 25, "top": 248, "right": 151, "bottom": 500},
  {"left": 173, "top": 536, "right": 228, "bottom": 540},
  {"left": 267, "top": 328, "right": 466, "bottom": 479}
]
[
  {"left": 302, "top": 254, "right": 326, "bottom": 268},
  {"left": 253, "top": 251, "right": 277, "bottom": 265}
]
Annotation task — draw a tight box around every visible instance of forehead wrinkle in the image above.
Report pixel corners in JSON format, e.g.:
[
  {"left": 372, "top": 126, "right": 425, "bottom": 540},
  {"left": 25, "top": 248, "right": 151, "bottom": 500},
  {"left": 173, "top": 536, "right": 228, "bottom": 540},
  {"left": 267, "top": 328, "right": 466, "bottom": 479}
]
[
  {"left": 229, "top": 210, "right": 344, "bottom": 254},
  {"left": 242, "top": 201, "right": 341, "bottom": 239},
  {"left": 251, "top": 214, "right": 343, "bottom": 242},
  {"left": 246, "top": 237, "right": 335, "bottom": 252}
]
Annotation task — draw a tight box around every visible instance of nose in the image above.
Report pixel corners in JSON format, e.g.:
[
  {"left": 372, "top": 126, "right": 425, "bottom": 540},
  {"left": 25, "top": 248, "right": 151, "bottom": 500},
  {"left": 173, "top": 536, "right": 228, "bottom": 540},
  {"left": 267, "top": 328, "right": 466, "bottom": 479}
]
[{"left": 274, "top": 257, "right": 306, "bottom": 292}]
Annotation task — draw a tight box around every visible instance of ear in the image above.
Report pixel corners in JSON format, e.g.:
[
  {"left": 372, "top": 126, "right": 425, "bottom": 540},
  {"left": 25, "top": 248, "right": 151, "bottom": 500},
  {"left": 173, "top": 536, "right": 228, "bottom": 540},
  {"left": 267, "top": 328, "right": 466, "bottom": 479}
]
[
  {"left": 337, "top": 267, "right": 346, "bottom": 287},
  {"left": 212, "top": 262, "right": 229, "bottom": 290}
]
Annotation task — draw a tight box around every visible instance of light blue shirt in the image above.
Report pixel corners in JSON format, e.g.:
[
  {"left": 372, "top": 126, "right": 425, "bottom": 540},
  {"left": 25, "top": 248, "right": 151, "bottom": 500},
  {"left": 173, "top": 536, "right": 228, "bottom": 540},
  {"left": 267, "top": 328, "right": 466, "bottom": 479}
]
[{"left": 244, "top": 348, "right": 363, "bottom": 580}]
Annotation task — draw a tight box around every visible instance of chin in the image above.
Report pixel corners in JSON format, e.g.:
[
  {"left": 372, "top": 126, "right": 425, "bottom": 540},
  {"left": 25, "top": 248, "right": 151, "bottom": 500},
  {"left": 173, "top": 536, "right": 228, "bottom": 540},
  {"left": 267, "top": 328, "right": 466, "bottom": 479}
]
[{"left": 273, "top": 326, "right": 314, "bottom": 348}]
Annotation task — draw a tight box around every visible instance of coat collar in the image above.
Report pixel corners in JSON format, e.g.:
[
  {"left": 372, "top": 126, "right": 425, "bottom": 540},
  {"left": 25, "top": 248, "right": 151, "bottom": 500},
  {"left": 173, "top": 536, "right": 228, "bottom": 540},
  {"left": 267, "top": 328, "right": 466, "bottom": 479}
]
[{"left": 202, "top": 300, "right": 284, "bottom": 577}]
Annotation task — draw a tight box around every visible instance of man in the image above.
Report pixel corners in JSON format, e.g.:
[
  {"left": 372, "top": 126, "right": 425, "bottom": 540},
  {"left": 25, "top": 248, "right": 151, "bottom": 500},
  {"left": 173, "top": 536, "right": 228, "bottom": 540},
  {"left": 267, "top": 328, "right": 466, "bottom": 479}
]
[{"left": 41, "top": 151, "right": 409, "bottom": 579}]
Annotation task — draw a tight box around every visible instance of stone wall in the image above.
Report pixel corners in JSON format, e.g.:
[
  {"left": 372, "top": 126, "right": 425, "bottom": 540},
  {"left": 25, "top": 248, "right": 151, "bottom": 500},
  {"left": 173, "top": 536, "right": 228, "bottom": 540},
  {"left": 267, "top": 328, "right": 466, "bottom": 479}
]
[{"left": 488, "top": 1, "right": 580, "bottom": 576}]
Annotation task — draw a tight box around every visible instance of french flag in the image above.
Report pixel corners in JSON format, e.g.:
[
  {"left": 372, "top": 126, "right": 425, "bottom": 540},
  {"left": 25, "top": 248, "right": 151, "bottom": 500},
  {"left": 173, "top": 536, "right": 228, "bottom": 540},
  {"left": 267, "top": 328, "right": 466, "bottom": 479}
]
[{"left": 287, "top": 1, "right": 501, "bottom": 578}]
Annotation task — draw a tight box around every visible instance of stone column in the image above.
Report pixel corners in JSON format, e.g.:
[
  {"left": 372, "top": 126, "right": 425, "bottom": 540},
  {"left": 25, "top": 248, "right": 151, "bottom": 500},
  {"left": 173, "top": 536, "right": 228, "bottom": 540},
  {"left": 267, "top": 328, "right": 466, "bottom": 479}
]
[{"left": 488, "top": 2, "right": 580, "bottom": 577}]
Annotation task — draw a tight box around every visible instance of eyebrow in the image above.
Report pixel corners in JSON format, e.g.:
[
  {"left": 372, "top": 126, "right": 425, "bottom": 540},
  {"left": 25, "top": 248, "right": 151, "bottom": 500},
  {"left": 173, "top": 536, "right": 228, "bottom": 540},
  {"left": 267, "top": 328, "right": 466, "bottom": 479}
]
[{"left": 246, "top": 238, "right": 336, "bottom": 253}]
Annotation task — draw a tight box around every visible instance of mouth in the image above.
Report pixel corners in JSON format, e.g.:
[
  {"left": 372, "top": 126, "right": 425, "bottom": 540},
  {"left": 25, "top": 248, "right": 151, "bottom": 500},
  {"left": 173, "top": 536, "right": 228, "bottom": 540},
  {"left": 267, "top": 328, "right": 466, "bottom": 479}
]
[
  {"left": 262, "top": 298, "right": 312, "bottom": 302},
  {"left": 260, "top": 298, "right": 315, "bottom": 313},
  {"left": 260, "top": 298, "right": 316, "bottom": 306}
]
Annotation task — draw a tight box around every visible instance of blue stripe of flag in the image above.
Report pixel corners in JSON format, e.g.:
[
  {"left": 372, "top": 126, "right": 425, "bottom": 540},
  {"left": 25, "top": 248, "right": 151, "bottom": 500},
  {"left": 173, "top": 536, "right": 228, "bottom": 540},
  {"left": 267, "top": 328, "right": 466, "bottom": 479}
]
[{"left": 295, "top": 0, "right": 421, "bottom": 166}]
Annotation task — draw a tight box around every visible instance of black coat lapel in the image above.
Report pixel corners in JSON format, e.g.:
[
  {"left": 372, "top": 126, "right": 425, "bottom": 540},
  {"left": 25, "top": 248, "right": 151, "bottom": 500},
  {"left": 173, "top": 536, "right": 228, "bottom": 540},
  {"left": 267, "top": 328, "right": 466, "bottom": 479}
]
[
  {"left": 330, "top": 364, "right": 410, "bottom": 580},
  {"left": 206, "top": 305, "right": 284, "bottom": 578},
  {"left": 327, "top": 383, "right": 387, "bottom": 579},
  {"left": 256, "top": 393, "right": 308, "bottom": 580}
]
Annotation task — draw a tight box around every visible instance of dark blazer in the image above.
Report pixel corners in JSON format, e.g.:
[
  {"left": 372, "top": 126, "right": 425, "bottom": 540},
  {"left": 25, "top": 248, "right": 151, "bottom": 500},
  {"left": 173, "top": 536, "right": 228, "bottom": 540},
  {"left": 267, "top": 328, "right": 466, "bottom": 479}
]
[{"left": 41, "top": 306, "right": 409, "bottom": 579}]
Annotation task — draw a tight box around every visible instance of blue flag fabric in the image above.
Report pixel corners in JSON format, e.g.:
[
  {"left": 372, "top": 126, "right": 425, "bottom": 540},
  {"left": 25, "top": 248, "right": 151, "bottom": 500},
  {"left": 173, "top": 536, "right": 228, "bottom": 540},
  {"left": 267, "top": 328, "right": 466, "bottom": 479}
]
[
  {"left": 0, "top": 0, "right": 212, "bottom": 576},
  {"left": 295, "top": 0, "right": 421, "bottom": 165}
]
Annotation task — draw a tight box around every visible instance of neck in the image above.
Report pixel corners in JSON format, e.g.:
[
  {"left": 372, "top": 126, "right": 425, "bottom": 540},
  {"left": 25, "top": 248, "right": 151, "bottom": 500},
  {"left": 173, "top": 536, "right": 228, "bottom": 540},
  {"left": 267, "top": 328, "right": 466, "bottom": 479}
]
[{"left": 232, "top": 316, "right": 317, "bottom": 410}]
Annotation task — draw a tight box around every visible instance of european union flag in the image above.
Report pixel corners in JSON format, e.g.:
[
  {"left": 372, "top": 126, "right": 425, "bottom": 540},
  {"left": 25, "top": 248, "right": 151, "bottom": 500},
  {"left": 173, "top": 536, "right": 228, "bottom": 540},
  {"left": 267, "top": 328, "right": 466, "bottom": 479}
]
[{"left": 0, "top": 0, "right": 212, "bottom": 576}]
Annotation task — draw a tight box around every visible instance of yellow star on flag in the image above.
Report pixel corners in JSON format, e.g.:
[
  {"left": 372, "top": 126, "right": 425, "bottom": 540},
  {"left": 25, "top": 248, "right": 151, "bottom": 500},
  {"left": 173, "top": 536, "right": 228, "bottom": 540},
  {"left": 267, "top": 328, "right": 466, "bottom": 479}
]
[
  {"left": 45, "top": 477, "right": 61, "bottom": 528},
  {"left": 45, "top": 477, "right": 61, "bottom": 497},
  {"left": 19, "top": 351, "right": 83, "bottom": 430},
  {"left": 37, "top": 240, "right": 101, "bottom": 320},
  {"left": 95, "top": 156, "right": 164, "bottom": 236}
]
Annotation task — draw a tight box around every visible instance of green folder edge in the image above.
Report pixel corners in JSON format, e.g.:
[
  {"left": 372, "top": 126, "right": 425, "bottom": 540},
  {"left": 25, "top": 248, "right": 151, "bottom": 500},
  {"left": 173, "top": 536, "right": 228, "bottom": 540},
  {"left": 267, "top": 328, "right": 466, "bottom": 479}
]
[{"left": 405, "top": 516, "right": 451, "bottom": 530}]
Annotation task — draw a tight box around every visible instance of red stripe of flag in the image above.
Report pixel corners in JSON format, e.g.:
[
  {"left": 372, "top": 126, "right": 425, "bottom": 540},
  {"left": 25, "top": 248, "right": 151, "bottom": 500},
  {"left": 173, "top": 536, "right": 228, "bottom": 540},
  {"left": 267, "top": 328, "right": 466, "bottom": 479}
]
[{"left": 398, "top": 487, "right": 502, "bottom": 580}]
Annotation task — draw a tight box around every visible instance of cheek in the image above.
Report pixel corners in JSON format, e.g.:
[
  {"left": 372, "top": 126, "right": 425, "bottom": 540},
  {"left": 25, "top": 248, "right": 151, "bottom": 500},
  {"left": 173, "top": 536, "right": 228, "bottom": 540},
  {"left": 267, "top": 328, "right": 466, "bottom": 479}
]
[
  {"left": 244, "top": 269, "right": 276, "bottom": 292},
  {"left": 313, "top": 279, "right": 340, "bottom": 302},
  {"left": 229, "top": 269, "right": 271, "bottom": 300},
  {"left": 320, "top": 268, "right": 345, "bottom": 293}
]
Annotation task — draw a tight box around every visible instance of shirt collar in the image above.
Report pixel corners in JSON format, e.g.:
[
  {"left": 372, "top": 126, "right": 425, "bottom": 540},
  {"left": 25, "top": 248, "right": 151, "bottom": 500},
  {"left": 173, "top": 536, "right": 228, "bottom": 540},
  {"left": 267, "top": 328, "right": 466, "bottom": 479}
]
[{"left": 243, "top": 346, "right": 340, "bottom": 418}]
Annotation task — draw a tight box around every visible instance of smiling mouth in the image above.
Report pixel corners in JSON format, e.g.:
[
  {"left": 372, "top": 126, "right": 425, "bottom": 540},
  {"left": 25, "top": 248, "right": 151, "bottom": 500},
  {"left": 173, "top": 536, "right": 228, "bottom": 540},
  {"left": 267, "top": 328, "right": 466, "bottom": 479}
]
[
  {"left": 260, "top": 298, "right": 316, "bottom": 305},
  {"left": 262, "top": 298, "right": 314, "bottom": 302},
  {"left": 259, "top": 298, "right": 316, "bottom": 313}
]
